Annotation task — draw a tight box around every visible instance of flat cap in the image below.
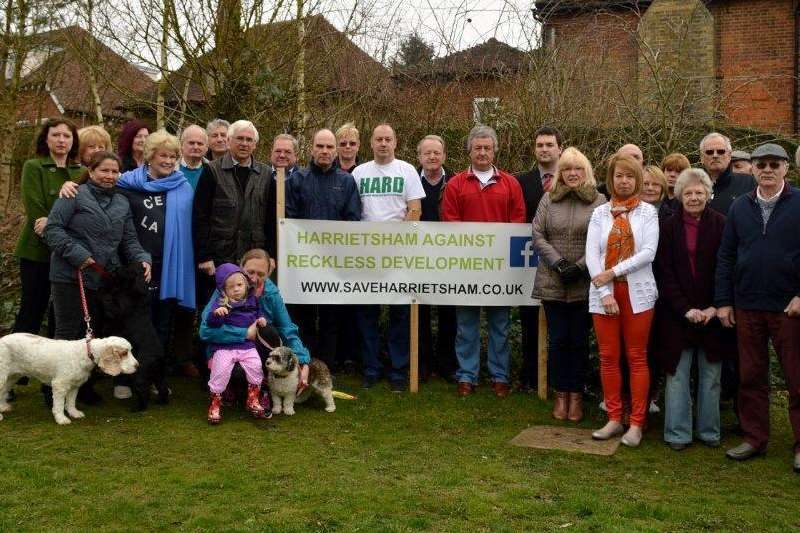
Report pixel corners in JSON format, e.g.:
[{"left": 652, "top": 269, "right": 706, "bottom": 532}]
[
  {"left": 731, "top": 150, "right": 750, "bottom": 161},
  {"left": 751, "top": 143, "right": 789, "bottom": 160}
]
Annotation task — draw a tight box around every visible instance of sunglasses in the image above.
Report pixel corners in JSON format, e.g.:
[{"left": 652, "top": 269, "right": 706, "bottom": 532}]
[
  {"left": 339, "top": 141, "right": 358, "bottom": 147},
  {"left": 754, "top": 160, "right": 784, "bottom": 170},
  {"left": 704, "top": 149, "right": 728, "bottom": 156}
]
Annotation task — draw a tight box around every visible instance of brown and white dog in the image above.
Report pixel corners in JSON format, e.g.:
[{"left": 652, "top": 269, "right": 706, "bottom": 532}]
[
  {"left": 265, "top": 346, "right": 335, "bottom": 415},
  {"left": 0, "top": 333, "right": 138, "bottom": 424}
]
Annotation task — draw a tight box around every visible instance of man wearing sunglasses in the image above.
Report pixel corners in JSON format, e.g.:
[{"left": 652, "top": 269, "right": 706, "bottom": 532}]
[
  {"left": 334, "top": 123, "right": 361, "bottom": 173},
  {"left": 699, "top": 132, "right": 755, "bottom": 215},
  {"left": 715, "top": 143, "right": 800, "bottom": 472}
]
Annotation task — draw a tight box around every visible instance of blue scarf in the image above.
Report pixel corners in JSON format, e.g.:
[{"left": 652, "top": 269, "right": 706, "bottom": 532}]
[{"left": 118, "top": 165, "right": 196, "bottom": 309}]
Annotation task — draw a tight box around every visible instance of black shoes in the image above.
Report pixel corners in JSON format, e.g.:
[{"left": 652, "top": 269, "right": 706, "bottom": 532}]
[{"left": 668, "top": 442, "right": 689, "bottom": 451}]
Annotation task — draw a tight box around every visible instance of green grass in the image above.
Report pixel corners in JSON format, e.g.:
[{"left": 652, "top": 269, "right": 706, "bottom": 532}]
[{"left": 0, "top": 377, "right": 798, "bottom": 532}]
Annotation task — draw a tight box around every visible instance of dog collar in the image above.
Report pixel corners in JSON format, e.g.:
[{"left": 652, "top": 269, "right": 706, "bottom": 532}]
[{"left": 85, "top": 338, "right": 96, "bottom": 363}]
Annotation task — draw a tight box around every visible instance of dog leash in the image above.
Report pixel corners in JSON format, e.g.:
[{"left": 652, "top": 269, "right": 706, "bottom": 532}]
[{"left": 76, "top": 267, "right": 96, "bottom": 363}]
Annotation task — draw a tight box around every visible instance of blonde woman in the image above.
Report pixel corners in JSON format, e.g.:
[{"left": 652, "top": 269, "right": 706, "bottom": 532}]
[{"left": 532, "top": 147, "right": 606, "bottom": 421}]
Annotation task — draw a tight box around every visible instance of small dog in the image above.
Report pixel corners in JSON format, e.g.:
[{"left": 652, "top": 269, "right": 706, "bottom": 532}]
[
  {"left": 0, "top": 333, "right": 138, "bottom": 425},
  {"left": 100, "top": 262, "right": 169, "bottom": 411},
  {"left": 265, "top": 346, "right": 336, "bottom": 415}
]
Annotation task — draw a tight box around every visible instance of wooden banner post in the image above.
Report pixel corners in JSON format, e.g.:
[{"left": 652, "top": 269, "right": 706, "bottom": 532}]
[
  {"left": 410, "top": 301, "right": 419, "bottom": 393},
  {"left": 276, "top": 167, "right": 285, "bottom": 227},
  {"left": 537, "top": 305, "right": 548, "bottom": 400}
]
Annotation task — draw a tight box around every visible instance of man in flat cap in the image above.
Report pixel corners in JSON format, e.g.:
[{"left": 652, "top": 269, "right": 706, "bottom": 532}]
[
  {"left": 715, "top": 143, "right": 800, "bottom": 472},
  {"left": 731, "top": 150, "right": 752, "bottom": 175}
]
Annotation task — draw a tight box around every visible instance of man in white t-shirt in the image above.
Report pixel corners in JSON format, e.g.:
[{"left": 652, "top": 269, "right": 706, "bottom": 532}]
[{"left": 352, "top": 124, "right": 425, "bottom": 392}]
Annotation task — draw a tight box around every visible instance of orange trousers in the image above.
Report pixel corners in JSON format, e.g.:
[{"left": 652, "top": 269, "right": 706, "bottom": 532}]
[{"left": 592, "top": 281, "right": 653, "bottom": 427}]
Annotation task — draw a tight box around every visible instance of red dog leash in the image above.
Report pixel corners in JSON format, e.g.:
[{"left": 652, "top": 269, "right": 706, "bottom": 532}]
[{"left": 76, "top": 264, "right": 109, "bottom": 363}]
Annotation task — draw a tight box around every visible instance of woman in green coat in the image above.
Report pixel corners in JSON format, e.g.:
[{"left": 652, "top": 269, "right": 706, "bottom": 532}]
[{"left": 13, "top": 119, "right": 82, "bottom": 336}]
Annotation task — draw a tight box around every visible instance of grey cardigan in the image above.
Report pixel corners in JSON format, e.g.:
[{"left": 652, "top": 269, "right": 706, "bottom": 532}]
[
  {"left": 532, "top": 183, "right": 606, "bottom": 302},
  {"left": 45, "top": 183, "right": 150, "bottom": 290}
]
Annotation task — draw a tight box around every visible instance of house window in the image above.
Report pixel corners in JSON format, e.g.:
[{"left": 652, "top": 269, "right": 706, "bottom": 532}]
[{"left": 473, "top": 97, "right": 500, "bottom": 125}]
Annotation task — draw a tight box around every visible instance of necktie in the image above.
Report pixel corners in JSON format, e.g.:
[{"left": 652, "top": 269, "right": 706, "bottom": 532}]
[{"left": 542, "top": 173, "right": 553, "bottom": 192}]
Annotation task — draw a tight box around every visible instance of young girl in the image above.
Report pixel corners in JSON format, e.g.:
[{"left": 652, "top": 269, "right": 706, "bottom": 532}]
[{"left": 206, "top": 263, "right": 267, "bottom": 424}]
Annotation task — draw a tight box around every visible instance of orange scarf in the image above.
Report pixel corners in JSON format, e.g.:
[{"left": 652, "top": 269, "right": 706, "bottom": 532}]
[{"left": 604, "top": 196, "right": 640, "bottom": 270}]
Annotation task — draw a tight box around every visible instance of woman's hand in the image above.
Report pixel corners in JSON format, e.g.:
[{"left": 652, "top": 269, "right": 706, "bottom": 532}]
[
  {"left": 297, "top": 364, "right": 309, "bottom": 394},
  {"left": 198, "top": 260, "right": 215, "bottom": 276},
  {"left": 592, "top": 269, "right": 615, "bottom": 288},
  {"left": 256, "top": 317, "right": 267, "bottom": 327},
  {"left": 685, "top": 309, "right": 704, "bottom": 323},
  {"left": 601, "top": 294, "right": 619, "bottom": 315},
  {"left": 59, "top": 181, "right": 79, "bottom": 199},
  {"left": 142, "top": 262, "right": 151, "bottom": 283},
  {"left": 700, "top": 307, "right": 717, "bottom": 325},
  {"left": 33, "top": 217, "right": 48, "bottom": 236},
  {"left": 79, "top": 257, "right": 96, "bottom": 270},
  {"left": 213, "top": 307, "right": 229, "bottom": 317},
  {"left": 246, "top": 322, "right": 257, "bottom": 340}
]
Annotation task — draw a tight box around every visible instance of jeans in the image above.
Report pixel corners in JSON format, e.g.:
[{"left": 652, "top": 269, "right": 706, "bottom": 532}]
[
  {"left": 543, "top": 301, "right": 591, "bottom": 392},
  {"left": 356, "top": 305, "right": 409, "bottom": 383},
  {"left": 455, "top": 306, "right": 511, "bottom": 384},
  {"left": 664, "top": 348, "right": 721, "bottom": 444}
]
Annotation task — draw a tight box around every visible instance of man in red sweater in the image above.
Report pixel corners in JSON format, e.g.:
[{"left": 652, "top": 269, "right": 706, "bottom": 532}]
[{"left": 441, "top": 125, "right": 526, "bottom": 398}]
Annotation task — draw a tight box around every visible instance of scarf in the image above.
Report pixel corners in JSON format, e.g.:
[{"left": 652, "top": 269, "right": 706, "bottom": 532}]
[
  {"left": 118, "top": 165, "right": 196, "bottom": 309},
  {"left": 604, "top": 196, "right": 640, "bottom": 271}
]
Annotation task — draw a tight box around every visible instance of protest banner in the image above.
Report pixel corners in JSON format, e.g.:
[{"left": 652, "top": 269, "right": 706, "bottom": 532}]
[{"left": 278, "top": 219, "right": 540, "bottom": 306}]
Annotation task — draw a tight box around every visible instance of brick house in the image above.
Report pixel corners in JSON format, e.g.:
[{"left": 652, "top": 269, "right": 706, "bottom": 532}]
[
  {"left": 533, "top": 0, "right": 799, "bottom": 134},
  {"left": 14, "top": 26, "right": 156, "bottom": 126},
  {"left": 393, "top": 38, "right": 530, "bottom": 127},
  {"left": 167, "top": 14, "right": 391, "bottom": 129}
]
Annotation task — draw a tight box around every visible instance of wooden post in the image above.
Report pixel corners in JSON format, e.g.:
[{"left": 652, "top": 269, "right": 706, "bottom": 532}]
[
  {"left": 275, "top": 167, "right": 285, "bottom": 281},
  {"left": 409, "top": 302, "right": 419, "bottom": 393},
  {"left": 537, "top": 305, "right": 548, "bottom": 400}
]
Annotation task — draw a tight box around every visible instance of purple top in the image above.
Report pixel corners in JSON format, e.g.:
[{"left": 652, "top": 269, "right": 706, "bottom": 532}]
[{"left": 206, "top": 262, "right": 263, "bottom": 351}]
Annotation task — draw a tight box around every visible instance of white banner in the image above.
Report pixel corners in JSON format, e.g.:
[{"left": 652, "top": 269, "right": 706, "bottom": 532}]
[{"left": 278, "top": 219, "right": 539, "bottom": 306}]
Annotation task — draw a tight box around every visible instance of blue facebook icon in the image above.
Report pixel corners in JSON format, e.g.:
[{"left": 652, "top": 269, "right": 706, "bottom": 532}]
[{"left": 509, "top": 237, "right": 538, "bottom": 267}]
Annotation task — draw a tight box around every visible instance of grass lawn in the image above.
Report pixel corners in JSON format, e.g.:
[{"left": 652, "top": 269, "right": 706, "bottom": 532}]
[{"left": 0, "top": 376, "right": 798, "bottom": 532}]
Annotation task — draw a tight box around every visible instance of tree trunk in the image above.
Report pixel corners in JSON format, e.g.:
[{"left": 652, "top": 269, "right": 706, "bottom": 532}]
[
  {"left": 156, "top": 0, "right": 170, "bottom": 129},
  {"left": 295, "top": 0, "right": 308, "bottom": 148}
]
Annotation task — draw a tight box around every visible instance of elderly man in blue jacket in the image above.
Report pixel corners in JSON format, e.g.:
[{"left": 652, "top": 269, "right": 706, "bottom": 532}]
[
  {"left": 715, "top": 143, "right": 800, "bottom": 473},
  {"left": 285, "top": 128, "right": 362, "bottom": 372}
]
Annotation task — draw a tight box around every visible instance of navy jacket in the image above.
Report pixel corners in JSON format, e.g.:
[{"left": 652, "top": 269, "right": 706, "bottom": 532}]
[
  {"left": 715, "top": 181, "right": 800, "bottom": 311},
  {"left": 709, "top": 166, "right": 755, "bottom": 215},
  {"left": 286, "top": 161, "right": 361, "bottom": 221}
]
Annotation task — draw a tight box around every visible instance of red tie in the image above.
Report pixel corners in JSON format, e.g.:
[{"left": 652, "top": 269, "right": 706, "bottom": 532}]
[{"left": 542, "top": 173, "right": 553, "bottom": 192}]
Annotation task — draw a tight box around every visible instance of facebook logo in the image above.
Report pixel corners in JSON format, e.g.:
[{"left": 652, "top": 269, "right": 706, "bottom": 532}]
[{"left": 509, "top": 237, "right": 538, "bottom": 267}]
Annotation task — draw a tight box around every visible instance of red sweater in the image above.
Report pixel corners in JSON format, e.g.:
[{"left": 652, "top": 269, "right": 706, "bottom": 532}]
[{"left": 441, "top": 167, "right": 526, "bottom": 223}]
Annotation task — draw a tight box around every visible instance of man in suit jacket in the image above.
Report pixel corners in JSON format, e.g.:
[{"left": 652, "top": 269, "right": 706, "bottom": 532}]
[{"left": 514, "top": 126, "right": 562, "bottom": 393}]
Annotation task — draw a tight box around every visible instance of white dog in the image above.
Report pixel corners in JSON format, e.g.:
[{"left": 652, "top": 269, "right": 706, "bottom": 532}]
[
  {"left": 265, "top": 346, "right": 335, "bottom": 415},
  {"left": 0, "top": 333, "right": 138, "bottom": 425}
]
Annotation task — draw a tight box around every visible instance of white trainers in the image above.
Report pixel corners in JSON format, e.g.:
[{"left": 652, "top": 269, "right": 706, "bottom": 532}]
[
  {"left": 113, "top": 385, "right": 132, "bottom": 399},
  {"left": 649, "top": 400, "right": 660, "bottom": 414},
  {"left": 592, "top": 421, "right": 624, "bottom": 440},
  {"left": 621, "top": 426, "right": 643, "bottom": 448}
]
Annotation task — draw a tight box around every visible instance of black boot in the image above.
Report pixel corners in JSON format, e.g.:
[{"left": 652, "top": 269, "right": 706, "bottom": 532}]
[{"left": 41, "top": 384, "right": 53, "bottom": 408}]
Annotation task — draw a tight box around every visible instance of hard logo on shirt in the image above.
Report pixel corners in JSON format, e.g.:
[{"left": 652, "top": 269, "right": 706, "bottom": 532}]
[{"left": 358, "top": 176, "right": 405, "bottom": 196}]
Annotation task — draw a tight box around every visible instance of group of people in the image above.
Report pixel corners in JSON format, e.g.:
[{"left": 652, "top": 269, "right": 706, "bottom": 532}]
[{"left": 10, "top": 116, "right": 800, "bottom": 472}]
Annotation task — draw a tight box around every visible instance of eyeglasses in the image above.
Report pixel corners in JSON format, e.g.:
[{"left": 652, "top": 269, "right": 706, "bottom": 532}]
[
  {"left": 754, "top": 160, "right": 784, "bottom": 170},
  {"left": 704, "top": 149, "right": 728, "bottom": 156},
  {"left": 339, "top": 141, "right": 358, "bottom": 147}
]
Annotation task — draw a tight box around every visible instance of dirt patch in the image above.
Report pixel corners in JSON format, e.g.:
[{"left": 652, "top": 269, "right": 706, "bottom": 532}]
[{"left": 510, "top": 425, "right": 620, "bottom": 456}]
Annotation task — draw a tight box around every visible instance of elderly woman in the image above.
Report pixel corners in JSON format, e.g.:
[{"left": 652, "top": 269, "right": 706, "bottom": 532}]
[
  {"left": 13, "top": 119, "right": 82, "bottom": 338},
  {"left": 586, "top": 154, "right": 659, "bottom": 447},
  {"left": 44, "top": 151, "right": 151, "bottom": 402},
  {"left": 118, "top": 120, "right": 149, "bottom": 171},
  {"left": 652, "top": 168, "right": 734, "bottom": 451},
  {"left": 77, "top": 125, "right": 112, "bottom": 167},
  {"left": 199, "top": 248, "right": 310, "bottom": 410},
  {"left": 61, "top": 130, "right": 196, "bottom": 395},
  {"left": 532, "top": 147, "right": 605, "bottom": 422},
  {"left": 661, "top": 153, "right": 691, "bottom": 200}
]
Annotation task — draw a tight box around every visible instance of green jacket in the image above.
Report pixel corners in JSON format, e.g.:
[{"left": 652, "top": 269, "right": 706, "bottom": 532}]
[{"left": 14, "top": 156, "right": 83, "bottom": 262}]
